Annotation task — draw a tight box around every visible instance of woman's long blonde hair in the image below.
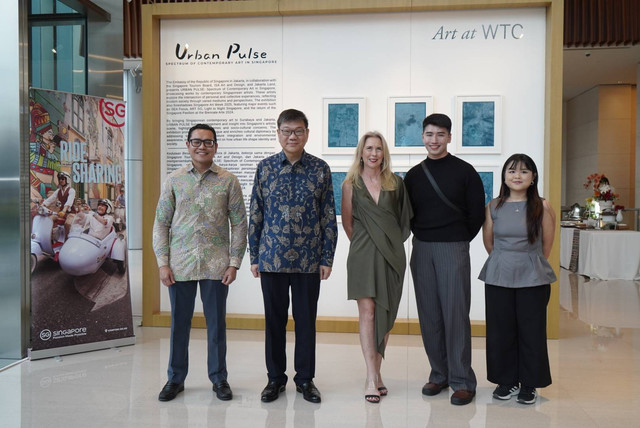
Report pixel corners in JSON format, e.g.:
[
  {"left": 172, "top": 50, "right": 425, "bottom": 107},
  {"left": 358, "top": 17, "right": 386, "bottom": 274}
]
[{"left": 344, "top": 131, "right": 397, "bottom": 190}]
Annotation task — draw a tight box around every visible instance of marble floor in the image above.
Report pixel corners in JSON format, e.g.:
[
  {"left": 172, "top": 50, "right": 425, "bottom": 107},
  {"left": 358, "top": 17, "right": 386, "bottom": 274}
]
[{"left": 2, "top": 268, "right": 639, "bottom": 428}]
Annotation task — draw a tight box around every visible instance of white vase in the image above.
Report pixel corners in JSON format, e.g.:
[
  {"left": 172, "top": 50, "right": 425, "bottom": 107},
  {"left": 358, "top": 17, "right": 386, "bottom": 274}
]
[
  {"left": 616, "top": 210, "right": 624, "bottom": 222},
  {"left": 599, "top": 200, "right": 613, "bottom": 211}
]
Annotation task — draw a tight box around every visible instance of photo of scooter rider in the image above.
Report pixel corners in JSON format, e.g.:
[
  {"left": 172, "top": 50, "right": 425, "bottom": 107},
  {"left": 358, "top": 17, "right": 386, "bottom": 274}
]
[
  {"left": 60, "top": 197, "right": 127, "bottom": 276},
  {"left": 41, "top": 172, "right": 77, "bottom": 259},
  {"left": 77, "top": 198, "right": 115, "bottom": 240},
  {"left": 32, "top": 195, "right": 126, "bottom": 275},
  {"left": 30, "top": 171, "right": 77, "bottom": 266},
  {"left": 42, "top": 171, "right": 76, "bottom": 217}
]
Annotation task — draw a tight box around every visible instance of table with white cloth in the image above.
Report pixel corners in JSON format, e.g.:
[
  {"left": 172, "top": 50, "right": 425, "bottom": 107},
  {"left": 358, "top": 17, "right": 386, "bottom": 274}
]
[
  {"left": 561, "top": 228, "right": 640, "bottom": 280},
  {"left": 560, "top": 227, "right": 576, "bottom": 270}
]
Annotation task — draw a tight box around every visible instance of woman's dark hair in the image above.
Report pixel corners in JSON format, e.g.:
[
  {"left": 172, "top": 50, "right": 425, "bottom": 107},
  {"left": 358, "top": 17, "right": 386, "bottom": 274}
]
[{"left": 496, "top": 153, "right": 543, "bottom": 244}]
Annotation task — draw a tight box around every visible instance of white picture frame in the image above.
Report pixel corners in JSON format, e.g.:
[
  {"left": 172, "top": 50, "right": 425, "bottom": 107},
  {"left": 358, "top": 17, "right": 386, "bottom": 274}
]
[
  {"left": 322, "top": 97, "right": 366, "bottom": 154},
  {"left": 454, "top": 96, "right": 502, "bottom": 154},
  {"left": 474, "top": 164, "right": 502, "bottom": 205},
  {"left": 387, "top": 96, "right": 433, "bottom": 154}
]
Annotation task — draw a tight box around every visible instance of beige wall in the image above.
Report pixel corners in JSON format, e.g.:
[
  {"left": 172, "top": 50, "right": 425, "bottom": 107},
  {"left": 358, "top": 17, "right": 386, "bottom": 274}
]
[
  {"left": 565, "top": 84, "right": 637, "bottom": 210},
  {"left": 637, "top": 65, "right": 640, "bottom": 207}
]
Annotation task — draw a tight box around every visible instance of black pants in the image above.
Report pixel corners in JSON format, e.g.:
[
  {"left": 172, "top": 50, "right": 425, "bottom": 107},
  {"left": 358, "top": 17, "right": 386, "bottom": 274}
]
[
  {"left": 485, "top": 283, "right": 552, "bottom": 388},
  {"left": 261, "top": 272, "right": 320, "bottom": 386}
]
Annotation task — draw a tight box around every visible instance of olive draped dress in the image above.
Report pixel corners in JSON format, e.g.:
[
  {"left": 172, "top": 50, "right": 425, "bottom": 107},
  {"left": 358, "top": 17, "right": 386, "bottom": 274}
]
[{"left": 347, "top": 174, "right": 413, "bottom": 356}]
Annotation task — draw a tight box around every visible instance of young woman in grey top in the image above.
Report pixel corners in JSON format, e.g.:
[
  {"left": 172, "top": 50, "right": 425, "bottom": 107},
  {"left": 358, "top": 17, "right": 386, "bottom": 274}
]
[{"left": 479, "top": 154, "right": 556, "bottom": 405}]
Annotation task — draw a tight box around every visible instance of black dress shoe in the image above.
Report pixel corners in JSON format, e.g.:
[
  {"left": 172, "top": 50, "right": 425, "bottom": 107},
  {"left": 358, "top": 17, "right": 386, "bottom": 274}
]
[
  {"left": 212, "top": 380, "right": 233, "bottom": 401},
  {"left": 158, "top": 381, "right": 184, "bottom": 401},
  {"left": 261, "top": 380, "right": 286, "bottom": 403},
  {"left": 422, "top": 382, "right": 449, "bottom": 396},
  {"left": 296, "top": 381, "right": 321, "bottom": 403},
  {"left": 451, "top": 389, "right": 476, "bottom": 406}
]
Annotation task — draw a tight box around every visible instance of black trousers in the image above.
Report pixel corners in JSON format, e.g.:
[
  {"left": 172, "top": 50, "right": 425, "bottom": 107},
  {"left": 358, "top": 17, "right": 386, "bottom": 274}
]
[
  {"left": 485, "top": 283, "right": 552, "bottom": 388},
  {"left": 261, "top": 272, "right": 320, "bottom": 386}
]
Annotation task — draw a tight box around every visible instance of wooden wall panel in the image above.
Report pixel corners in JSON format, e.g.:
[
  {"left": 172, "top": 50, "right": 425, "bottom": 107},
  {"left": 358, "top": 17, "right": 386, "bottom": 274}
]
[
  {"left": 122, "top": 0, "right": 640, "bottom": 58},
  {"left": 564, "top": 0, "right": 639, "bottom": 47},
  {"left": 125, "top": 0, "right": 638, "bottom": 57},
  {"left": 124, "top": 0, "right": 238, "bottom": 58}
]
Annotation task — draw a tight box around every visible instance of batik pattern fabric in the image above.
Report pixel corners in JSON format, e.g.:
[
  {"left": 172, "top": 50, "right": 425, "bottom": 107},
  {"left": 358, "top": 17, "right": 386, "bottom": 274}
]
[
  {"left": 153, "top": 162, "right": 247, "bottom": 281},
  {"left": 249, "top": 151, "right": 337, "bottom": 273}
]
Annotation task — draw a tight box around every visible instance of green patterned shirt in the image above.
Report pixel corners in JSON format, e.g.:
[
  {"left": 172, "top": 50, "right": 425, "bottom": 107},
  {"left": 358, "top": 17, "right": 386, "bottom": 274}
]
[{"left": 153, "top": 162, "right": 247, "bottom": 281}]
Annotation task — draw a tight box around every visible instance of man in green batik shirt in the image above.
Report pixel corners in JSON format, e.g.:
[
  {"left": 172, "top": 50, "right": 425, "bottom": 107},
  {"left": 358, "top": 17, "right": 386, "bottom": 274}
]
[{"left": 153, "top": 123, "right": 247, "bottom": 402}]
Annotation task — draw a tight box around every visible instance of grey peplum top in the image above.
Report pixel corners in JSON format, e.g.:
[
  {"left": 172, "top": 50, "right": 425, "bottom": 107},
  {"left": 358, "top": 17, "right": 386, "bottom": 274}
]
[{"left": 479, "top": 199, "right": 557, "bottom": 288}]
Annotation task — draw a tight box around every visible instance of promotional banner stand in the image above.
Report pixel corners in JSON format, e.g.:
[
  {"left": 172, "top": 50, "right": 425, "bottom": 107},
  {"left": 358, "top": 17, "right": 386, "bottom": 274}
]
[{"left": 28, "top": 88, "right": 135, "bottom": 360}]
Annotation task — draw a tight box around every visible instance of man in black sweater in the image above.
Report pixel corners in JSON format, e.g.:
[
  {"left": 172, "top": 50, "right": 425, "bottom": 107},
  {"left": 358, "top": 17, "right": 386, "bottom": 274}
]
[{"left": 404, "top": 113, "right": 485, "bottom": 406}]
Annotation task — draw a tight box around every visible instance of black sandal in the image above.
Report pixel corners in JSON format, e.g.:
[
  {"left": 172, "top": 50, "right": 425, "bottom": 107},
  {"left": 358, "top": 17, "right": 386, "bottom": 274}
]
[
  {"left": 365, "top": 383, "right": 380, "bottom": 403},
  {"left": 365, "top": 393, "right": 381, "bottom": 403}
]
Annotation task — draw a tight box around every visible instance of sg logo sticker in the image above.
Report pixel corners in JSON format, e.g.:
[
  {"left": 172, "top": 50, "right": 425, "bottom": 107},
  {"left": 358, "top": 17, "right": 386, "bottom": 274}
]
[{"left": 100, "top": 99, "right": 126, "bottom": 127}]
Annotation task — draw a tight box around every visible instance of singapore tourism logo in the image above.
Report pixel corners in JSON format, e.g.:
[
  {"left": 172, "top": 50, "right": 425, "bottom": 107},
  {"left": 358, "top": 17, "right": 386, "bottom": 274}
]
[{"left": 39, "top": 329, "right": 52, "bottom": 341}]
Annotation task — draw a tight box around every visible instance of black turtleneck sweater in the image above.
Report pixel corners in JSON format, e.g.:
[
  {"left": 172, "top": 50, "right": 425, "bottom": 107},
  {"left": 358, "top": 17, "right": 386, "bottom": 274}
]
[{"left": 404, "top": 153, "right": 485, "bottom": 242}]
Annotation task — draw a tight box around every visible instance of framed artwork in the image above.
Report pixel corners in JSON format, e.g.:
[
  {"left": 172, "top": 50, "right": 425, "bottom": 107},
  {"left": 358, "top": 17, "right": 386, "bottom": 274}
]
[
  {"left": 475, "top": 165, "right": 501, "bottom": 206},
  {"left": 330, "top": 169, "right": 348, "bottom": 221},
  {"left": 323, "top": 98, "right": 366, "bottom": 154},
  {"left": 387, "top": 97, "right": 433, "bottom": 153},
  {"left": 394, "top": 171, "right": 407, "bottom": 180},
  {"left": 454, "top": 96, "right": 502, "bottom": 154},
  {"left": 392, "top": 160, "right": 411, "bottom": 180}
]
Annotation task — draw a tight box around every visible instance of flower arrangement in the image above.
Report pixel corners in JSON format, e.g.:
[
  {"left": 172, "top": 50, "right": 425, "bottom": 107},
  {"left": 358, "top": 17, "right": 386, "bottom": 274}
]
[{"left": 584, "top": 173, "right": 618, "bottom": 202}]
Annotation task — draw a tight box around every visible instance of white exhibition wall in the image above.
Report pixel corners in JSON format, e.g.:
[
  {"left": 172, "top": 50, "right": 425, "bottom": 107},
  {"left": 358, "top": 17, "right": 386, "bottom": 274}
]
[{"left": 159, "top": 8, "right": 547, "bottom": 322}]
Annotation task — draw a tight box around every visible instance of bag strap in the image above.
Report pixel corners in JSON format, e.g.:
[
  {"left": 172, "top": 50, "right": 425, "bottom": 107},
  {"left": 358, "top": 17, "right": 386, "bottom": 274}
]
[{"left": 421, "top": 161, "right": 463, "bottom": 215}]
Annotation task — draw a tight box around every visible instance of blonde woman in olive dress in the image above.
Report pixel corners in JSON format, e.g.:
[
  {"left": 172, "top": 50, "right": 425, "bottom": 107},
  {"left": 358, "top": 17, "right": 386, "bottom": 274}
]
[{"left": 341, "top": 131, "right": 412, "bottom": 403}]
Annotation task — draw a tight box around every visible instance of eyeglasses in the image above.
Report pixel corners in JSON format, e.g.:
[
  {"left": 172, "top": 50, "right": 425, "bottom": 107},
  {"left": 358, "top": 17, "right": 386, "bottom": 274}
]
[
  {"left": 279, "top": 128, "right": 307, "bottom": 137},
  {"left": 188, "top": 139, "right": 216, "bottom": 148}
]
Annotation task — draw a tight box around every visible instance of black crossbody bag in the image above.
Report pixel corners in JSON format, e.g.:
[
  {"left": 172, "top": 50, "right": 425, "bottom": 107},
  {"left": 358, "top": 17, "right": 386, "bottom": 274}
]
[{"left": 420, "top": 161, "right": 464, "bottom": 215}]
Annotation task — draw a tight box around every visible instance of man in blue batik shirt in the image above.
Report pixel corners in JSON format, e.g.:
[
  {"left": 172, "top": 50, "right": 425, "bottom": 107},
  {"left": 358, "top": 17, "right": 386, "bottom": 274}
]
[{"left": 249, "top": 109, "right": 337, "bottom": 404}]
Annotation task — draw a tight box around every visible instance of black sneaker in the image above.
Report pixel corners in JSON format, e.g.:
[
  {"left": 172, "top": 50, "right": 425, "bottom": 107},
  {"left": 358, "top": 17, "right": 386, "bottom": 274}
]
[
  {"left": 492, "top": 384, "right": 519, "bottom": 400},
  {"left": 517, "top": 386, "right": 537, "bottom": 404}
]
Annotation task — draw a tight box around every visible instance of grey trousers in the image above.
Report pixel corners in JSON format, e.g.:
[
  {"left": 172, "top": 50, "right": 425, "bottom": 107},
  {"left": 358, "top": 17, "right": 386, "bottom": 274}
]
[{"left": 410, "top": 239, "right": 477, "bottom": 391}]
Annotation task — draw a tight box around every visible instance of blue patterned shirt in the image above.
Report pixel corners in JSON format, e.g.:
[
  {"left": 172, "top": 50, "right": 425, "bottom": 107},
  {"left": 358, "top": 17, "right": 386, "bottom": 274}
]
[{"left": 249, "top": 151, "right": 337, "bottom": 273}]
